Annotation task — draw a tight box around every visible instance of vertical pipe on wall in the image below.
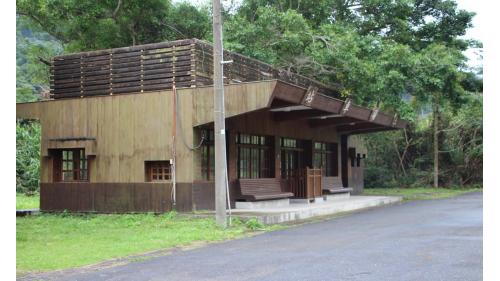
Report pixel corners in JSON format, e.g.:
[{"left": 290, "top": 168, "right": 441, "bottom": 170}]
[{"left": 171, "top": 85, "right": 177, "bottom": 206}]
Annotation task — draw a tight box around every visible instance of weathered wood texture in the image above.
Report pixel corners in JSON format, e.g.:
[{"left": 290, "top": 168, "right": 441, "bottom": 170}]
[
  {"left": 192, "top": 40, "right": 339, "bottom": 97},
  {"left": 30, "top": 89, "right": 193, "bottom": 184},
  {"left": 50, "top": 39, "right": 196, "bottom": 99},
  {"left": 40, "top": 182, "right": 173, "bottom": 213},
  {"left": 50, "top": 39, "right": 339, "bottom": 99},
  {"left": 347, "top": 135, "right": 366, "bottom": 194},
  {"left": 322, "top": 177, "right": 344, "bottom": 190},
  {"left": 192, "top": 181, "right": 216, "bottom": 210},
  {"left": 220, "top": 109, "right": 343, "bottom": 186},
  {"left": 236, "top": 178, "right": 293, "bottom": 201},
  {"left": 193, "top": 81, "right": 276, "bottom": 126},
  {"left": 306, "top": 168, "right": 322, "bottom": 199}
]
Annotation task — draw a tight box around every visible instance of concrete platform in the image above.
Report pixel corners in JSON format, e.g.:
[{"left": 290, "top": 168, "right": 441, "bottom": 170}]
[
  {"left": 325, "top": 192, "right": 350, "bottom": 201},
  {"left": 16, "top": 208, "right": 40, "bottom": 217},
  {"left": 231, "top": 195, "right": 402, "bottom": 224},
  {"left": 235, "top": 198, "right": 290, "bottom": 209}
]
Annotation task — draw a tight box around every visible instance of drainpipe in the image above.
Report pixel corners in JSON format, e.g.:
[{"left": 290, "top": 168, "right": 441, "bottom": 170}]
[{"left": 171, "top": 85, "right": 177, "bottom": 207}]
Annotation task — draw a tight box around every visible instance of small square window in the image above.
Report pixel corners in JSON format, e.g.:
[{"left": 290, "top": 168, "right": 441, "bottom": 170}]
[
  {"left": 146, "top": 161, "right": 172, "bottom": 182},
  {"left": 55, "top": 149, "right": 89, "bottom": 182}
]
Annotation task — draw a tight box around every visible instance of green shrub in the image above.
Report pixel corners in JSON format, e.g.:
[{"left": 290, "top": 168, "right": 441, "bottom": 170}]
[
  {"left": 16, "top": 121, "right": 41, "bottom": 194},
  {"left": 245, "top": 218, "right": 264, "bottom": 230}
]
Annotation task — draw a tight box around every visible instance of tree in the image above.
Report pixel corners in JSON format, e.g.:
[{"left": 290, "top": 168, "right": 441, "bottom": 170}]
[
  {"left": 16, "top": 0, "right": 211, "bottom": 52},
  {"left": 16, "top": 16, "right": 61, "bottom": 102},
  {"left": 16, "top": 122, "right": 41, "bottom": 194},
  {"left": 16, "top": 0, "right": 481, "bottom": 189},
  {"left": 410, "top": 44, "right": 467, "bottom": 187}
]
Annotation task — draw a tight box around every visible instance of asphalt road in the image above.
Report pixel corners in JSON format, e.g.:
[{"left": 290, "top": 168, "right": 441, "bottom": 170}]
[{"left": 25, "top": 192, "right": 483, "bottom": 281}]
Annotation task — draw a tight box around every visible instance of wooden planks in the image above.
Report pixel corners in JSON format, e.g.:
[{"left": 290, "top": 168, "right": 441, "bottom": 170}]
[
  {"left": 40, "top": 182, "right": 175, "bottom": 213},
  {"left": 236, "top": 178, "right": 293, "bottom": 201},
  {"left": 50, "top": 40, "right": 196, "bottom": 99},
  {"left": 50, "top": 39, "right": 340, "bottom": 99},
  {"left": 35, "top": 90, "right": 194, "bottom": 183},
  {"left": 306, "top": 168, "right": 323, "bottom": 199},
  {"left": 193, "top": 80, "right": 277, "bottom": 127},
  {"left": 193, "top": 39, "right": 340, "bottom": 98}
]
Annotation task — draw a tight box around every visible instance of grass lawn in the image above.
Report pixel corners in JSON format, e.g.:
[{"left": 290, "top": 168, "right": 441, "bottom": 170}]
[
  {"left": 17, "top": 212, "right": 280, "bottom": 274},
  {"left": 362, "top": 186, "right": 482, "bottom": 200},
  {"left": 16, "top": 193, "right": 40, "bottom": 210}
]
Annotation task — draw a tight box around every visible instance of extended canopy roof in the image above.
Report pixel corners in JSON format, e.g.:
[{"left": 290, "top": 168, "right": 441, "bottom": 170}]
[
  {"left": 192, "top": 80, "right": 406, "bottom": 134},
  {"left": 45, "top": 38, "right": 406, "bottom": 134}
]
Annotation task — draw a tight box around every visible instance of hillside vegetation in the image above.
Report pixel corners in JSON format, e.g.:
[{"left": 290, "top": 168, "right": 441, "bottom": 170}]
[{"left": 16, "top": 0, "right": 482, "bottom": 193}]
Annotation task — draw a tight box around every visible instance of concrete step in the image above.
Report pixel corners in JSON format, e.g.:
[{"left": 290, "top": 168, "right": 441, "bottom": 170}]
[
  {"left": 325, "top": 192, "right": 350, "bottom": 201},
  {"left": 291, "top": 197, "right": 326, "bottom": 204},
  {"left": 232, "top": 196, "right": 403, "bottom": 224},
  {"left": 235, "top": 198, "right": 290, "bottom": 209}
]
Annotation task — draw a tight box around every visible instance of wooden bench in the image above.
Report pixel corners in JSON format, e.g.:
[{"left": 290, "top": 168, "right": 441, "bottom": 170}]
[
  {"left": 236, "top": 178, "right": 294, "bottom": 201},
  {"left": 322, "top": 177, "right": 353, "bottom": 194}
]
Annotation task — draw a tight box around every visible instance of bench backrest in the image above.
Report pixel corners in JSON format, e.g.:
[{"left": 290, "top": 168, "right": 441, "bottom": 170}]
[
  {"left": 322, "top": 177, "right": 343, "bottom": 189},
  {"left": 238, "top": 178, "right": 282, "bottom": 195}
]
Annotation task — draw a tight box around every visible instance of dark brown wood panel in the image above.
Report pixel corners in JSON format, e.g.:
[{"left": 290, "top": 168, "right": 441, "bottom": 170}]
[
  {"left": 175, "top": 183, "right": 193, "bottom": 212},
  {"left": 40, "top": 182, "right": 178, "bottom": 213},
  {"left": 192, "top": 181, "right": 215, "bottom": 210}
]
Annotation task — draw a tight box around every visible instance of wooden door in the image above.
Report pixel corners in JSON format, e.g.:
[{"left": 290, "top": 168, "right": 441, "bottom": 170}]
[
  {"left": 281, "top": 149, "right": 306, "bottom": 198},
  {"left": 341, "top": 135, "right": 348, "bottom": 188}
]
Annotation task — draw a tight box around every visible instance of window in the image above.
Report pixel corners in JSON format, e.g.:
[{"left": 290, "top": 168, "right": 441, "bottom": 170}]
[
  {"left": 56, "top": 149, "right": 89, "bottom": 182},
  {"left": 146, "top": 161, "right": 172, "bottom": 181},
  {"left": 200, "top": 129, "right": 215, "bottom": 180},
  {"left": 281, "top": 138, "right": 300, "bottom": 149},
  {"left": 313, "top": 142, "right": 338, "bottom": 177},
  {"left": 280, "top": 137, "right": 304, "bottom": 179},
  {"left": 237, "top": 133, "right": 273, "bottom": 178}
]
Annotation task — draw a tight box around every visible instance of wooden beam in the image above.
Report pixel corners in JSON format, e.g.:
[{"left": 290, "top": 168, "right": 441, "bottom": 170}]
[
  {"left": 336, "top": 122, "right": 386, "bottom": 133},
  {"left": 308, "top": 117, "right": 362, "bottom": 128},
  {"left": 348, "top": 127, "right": 396, "bottom": 135},
  {"left": 272, "top": 109, "right": 329, "bottom": 122}
]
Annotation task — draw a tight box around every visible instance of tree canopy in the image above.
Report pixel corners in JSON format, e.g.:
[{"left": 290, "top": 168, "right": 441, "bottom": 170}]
[{"left": 15, "top": 0, "right": 482, "bottom": 190}]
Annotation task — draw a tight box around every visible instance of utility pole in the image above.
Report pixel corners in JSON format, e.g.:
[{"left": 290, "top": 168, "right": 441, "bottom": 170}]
[{"left": 212, "top": 0, "right": 227, "bottom": 227}]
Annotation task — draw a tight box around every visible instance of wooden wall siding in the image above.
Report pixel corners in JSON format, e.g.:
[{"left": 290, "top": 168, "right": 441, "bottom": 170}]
[
  {"left": 226, "top": 110, "right": 339, "bottom": 143},
  {"left": 192, "top": 81, "right": 276, "bottom": 127},
  {"left": 347, "top": 135, "right": 366, "bottom": 194},
  {"left": 31, "top": 89, "right": 193, "bottom": 183},
  {"left": 192, "top": 181, "right": 238, "bottom": 210},
  {"left": 175, "top": 183, "right": 194, "bottom": 212},
  {"left": 40, "top": 182, "right": 174, "bottom": 213},
  {"left": 16, "top": 102, "right": 41, "bottom": 120},
  {"left": 222, "top": 109, "right": 342, "bottom": 184},
  {"left": 192, "top": 181, "right": 215, "bottom": 210}
]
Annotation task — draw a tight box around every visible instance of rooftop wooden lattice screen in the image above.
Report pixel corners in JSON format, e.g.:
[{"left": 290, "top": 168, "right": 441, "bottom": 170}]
[{"left": 50, "top": 39, "right": 339, "bottom": 99}]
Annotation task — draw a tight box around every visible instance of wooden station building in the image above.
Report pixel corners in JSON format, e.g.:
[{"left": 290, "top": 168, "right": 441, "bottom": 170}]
[{"left": 16, "top": 39, "right": 406, "bottom": 213}]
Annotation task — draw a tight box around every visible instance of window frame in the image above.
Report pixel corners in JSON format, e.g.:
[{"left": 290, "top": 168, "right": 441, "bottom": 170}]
[
  {"left": 55, "top": 148, "right": 89, "bottom": 182},
  {"left": 237, "top": 133, "right": 273, "bottom": 179},
  {"left": 313, "top": 142, "right": 338, "bottom": 177},
  {"left": 145, "top": 161, "right": 172, "bottom": 182},
  {"left": 200, "top": 129, "right": 215, "bottom": 181}
]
